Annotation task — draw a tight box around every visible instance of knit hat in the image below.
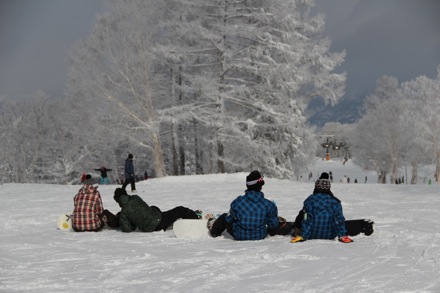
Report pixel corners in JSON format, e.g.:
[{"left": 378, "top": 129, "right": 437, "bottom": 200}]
[
  {"left": 315, "top": 172, "right": 331, "bottom": 191},
  {"left": 128, "top": 154, "right": 133, "bottom": 159},
  {"left": 246, "top": 170, "right": 265, "bottom": 191},
  {"left": 82, "top": 174, "right": 94, "bottom": 185}
]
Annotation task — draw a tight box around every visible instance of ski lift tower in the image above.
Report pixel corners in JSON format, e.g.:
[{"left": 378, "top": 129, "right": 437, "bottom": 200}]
[{"left": 321, "top": 135, "right": 334, "bottom": 161}]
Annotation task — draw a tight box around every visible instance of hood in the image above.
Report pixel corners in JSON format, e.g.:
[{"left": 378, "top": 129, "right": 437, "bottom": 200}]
[
  {"left": 244, "top": 190, "right": 264, "bottom": 203},
  {"left": 115, "top": 193, "right": 130, "bottom": 208}
]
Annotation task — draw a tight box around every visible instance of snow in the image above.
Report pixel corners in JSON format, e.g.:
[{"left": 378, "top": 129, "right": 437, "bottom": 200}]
[{"left": 1, "top": 159, "right": 440, "bottom": 292}]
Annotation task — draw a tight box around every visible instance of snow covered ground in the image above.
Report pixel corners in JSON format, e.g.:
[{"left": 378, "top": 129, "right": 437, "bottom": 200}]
[{"left": 1, "top": 159, "right": 440, "bottom": 292}]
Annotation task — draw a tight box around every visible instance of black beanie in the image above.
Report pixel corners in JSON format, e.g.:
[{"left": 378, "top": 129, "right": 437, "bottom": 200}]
[
  {"left": 114, "top": 188, "right": 127, "bottom": 202},
  {"left": 246, "top": 170, "right": 265, "bottom": 191},
  {"left": 128, "top": 154, "right": 133, "bottom": 159},
  {"left": 319, "top": 172, "right": 329, "bottom": 180}
]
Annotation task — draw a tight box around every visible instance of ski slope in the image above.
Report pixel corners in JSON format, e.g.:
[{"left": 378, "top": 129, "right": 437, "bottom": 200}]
[{"left": 1, "top": 159, "right": 439, "bottom": 292}]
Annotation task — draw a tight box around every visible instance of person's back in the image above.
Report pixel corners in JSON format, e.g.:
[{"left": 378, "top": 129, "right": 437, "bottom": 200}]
[
  {"left": 114, "top": 188, "right": 161, "bottom": 232},
  {"left": 299, "top": 173, "right": 347, "bottom": 240},
  {"left": 301, "top": 192, "right": 345, "bottom": 239},
  {"left": 210, "top": 170, "right": 278, "bottom": 241},
  {"left": 228, "top": 189, "right": 278, "bottom": 240},
  {"left": 72, "top": 175, "right": 104, "bottom": 232}
]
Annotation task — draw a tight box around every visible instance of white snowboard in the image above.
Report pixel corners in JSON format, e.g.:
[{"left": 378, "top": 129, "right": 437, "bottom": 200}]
[
  {"left": 173, "top": 219, "right": 211, "bottom": 239},
  {"left": 57, "top": 213, "right": 73, "bottom": 231}
]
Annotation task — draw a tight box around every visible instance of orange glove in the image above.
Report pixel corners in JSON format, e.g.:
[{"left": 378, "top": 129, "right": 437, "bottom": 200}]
[
  {"left": 339, "top": 236, "right": 353, "bottom": 243},
  {"left": 290, "top": 235, "right": 305, "bottom": 243}
]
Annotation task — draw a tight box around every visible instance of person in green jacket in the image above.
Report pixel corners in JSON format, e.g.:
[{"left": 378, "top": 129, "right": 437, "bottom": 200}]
[{"left": 113, "top": 188, "right": 200, "bottom": 232}]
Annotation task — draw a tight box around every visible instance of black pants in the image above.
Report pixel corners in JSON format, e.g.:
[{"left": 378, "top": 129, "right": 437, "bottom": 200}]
[
  {"left": 209, "top": 213, "right": 292, "bottom": 238},
  {"left": 154, "top": 206, "right": 199, "bottom": 231},
  {"left": 122, "top": 177, "right": 136, "bottom": 191},
  {"left": 209, "top": 213, "right": 232, "bottom": 237},
  {"left": 102, "top": 209, "right": 120, "bottom": 228},
  {"left": 294, "top": 210, "right": 304, "bottom": 230}
]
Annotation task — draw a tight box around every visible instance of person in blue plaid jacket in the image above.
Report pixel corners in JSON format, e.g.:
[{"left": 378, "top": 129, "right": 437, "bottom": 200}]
[
  {"left": 209, "top": 170, "right": 279, "bottom": 240},
  {"left": 291, "top": 172, "right": 353, "bottom": 243}
]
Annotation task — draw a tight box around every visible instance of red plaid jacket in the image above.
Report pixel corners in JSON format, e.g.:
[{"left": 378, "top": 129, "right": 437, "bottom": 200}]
[{"left": 72, "top": 184, "right": 104, "bottom": 231}]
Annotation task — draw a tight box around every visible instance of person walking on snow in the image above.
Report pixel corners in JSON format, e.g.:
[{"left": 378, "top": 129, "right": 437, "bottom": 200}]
[
  {"left": 209, "top": 170, "right": 279, "bottom": 240},
  {"left": 113, "top": 188, "right": 199, "bottom": 232},
  {"left": 291, "top": 172, "right": 353, "bottom": 243},
  {"left": 122, "top": 154, "right": 136, "bottom": 192}
]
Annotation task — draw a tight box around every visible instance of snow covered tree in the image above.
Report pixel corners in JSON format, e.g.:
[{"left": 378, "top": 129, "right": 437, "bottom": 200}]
[
  {"left": 400, "top": 70, "right": 440, "bottom": 184},
  {"left": 152, "top": 0, "right": 346, "bottom": 177},
  {"left": 66, "top": 0, "right": 346, "bottom": 178},
  {"left": 67, "top": 1, "right": 168, "bottom": 177},
  {"left": 399, "top": 76, "right": 435, "bottom": 184},
  {"left": 349, "top": 76, "right": 406, "bottom": 184}
]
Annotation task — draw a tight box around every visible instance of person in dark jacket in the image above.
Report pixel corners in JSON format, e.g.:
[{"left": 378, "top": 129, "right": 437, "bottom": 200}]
[
  {"left": 113, "top": 188, "right": 200, "bottom": 232},
  {"left": 94, "top": 166, "right": 112, "bottom": 185},
  {"left": 122, "top": 154, "right": 136, "bottom": 192},
  {"left": 291, "top": 172, "right": 353, "bottom": 243},
  {"left": 209, "top": 170, "right": 279, "bottom": 241}
]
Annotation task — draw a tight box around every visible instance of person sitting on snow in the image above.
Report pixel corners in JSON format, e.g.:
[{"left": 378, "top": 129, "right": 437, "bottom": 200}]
[
  {"left": 209, "top": 170, "right": 279, "bottom": 240},
  {"left": 291, "top": 172, "right": 353, "bottom": 243},
  {"left": 72, "top": 174, "right": 119, "bottom": 232},
  {"left": 113, "top": 188, "right": 200, "bottom": 232}
]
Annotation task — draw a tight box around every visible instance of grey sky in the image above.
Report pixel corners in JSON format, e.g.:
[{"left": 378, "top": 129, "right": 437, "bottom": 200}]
[
  {"left": 0, "top": 0, "right": 104, "bottom": 98},
  {"left": 313, "top": 0, "right": 440, "bottom": 96},
  {"left": 1, "top": 0, "right": 440, "bottom": 99}
]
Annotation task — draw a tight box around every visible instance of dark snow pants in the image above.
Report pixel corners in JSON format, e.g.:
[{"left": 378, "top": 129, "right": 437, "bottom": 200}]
[{"left": 154, "top": 206, "right": 199, "bottom": 231}]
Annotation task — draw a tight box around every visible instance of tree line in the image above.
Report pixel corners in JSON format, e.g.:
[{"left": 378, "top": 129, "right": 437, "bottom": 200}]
[
  {"left": 0, "top": 0, "right": 346, "bottom": 183},
  {"left": 321, "top": 69, "right": 440, "bottom": 184}
]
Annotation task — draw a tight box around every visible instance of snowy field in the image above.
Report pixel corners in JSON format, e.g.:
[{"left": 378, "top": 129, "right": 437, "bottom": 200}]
[{"left": 1, "top": 159, "right": 440, "bottom": 292}]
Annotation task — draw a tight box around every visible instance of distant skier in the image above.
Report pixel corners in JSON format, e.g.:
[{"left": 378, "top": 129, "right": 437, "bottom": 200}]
[
  {"left": 94, "top": 166, "right": 112, "bottom": 185},
  {"left": 122, "top": 154, "right": 136, "bottom": 192}
]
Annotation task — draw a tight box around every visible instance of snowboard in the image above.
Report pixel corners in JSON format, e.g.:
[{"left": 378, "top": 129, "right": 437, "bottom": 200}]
[
  {"left": 277, "top": 219, "right": 375, "bottom": 237},
  {"left": 173, "top": 219, "right": 211, "bottom": 239},
  {"left": 57, "top": 213, "right": 73, "bottom": 231},
  {"left": 173, "top": 218, "right": 374, "bottom": 239}
]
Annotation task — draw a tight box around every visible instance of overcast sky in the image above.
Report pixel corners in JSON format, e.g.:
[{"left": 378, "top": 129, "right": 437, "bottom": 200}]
[{"left": 1, "top": 0, "right": 440, "bottom": 99}]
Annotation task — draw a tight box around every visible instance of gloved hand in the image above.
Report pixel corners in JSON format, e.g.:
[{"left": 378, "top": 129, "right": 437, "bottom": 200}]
[
  {"left": 339, "top": 236, "right": 353, "bottom": 243},
  {"left": 290, "top": 235, "right": 305, "bottom": 243}
]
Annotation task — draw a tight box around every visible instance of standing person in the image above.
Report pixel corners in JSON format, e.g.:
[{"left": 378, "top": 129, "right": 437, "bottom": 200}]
[
  {"left": 209, "top": 170, "right": 279, "bottom": 241},
  {"left": 72, "top": 174, "right": 119, "bottom": 232},
  {"left": 291, "top": 172, "right": 353, "bottom": 243},
  {"left": 94, "top": 166, "right": 112, "bottom": 185},
  {"left": 113, "top": 188, "right": 199, "bottom": 232},
  {"left": 122, "top": 154, "right": 136, "bottom": 192}
]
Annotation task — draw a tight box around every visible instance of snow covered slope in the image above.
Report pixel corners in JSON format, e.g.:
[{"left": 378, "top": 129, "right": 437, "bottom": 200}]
[{"left": 1, "top": 159, "right": 439, "bottom": 292}]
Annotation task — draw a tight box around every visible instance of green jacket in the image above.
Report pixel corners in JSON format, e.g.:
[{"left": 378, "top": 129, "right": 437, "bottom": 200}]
[{"left": 116, "top": 194, "right": 162, "bottom": 232}]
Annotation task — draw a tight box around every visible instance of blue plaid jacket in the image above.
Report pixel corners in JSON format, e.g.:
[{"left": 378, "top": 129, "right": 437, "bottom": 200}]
[
  {"left": 301, "top": 192, "right": 347, "bottom": 240},
  {"left": 226, "top": 190, "right": 278, "bottom": 241}
]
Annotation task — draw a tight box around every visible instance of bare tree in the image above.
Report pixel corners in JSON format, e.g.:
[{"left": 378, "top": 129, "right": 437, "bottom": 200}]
[{"left": 67, "top": 2, "right": 167, "bottom": 177}]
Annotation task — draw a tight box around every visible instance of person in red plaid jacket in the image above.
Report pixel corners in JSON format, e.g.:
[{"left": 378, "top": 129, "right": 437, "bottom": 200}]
[{"left": 72, "top": 174, "right": 115, "bottom": 232}]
